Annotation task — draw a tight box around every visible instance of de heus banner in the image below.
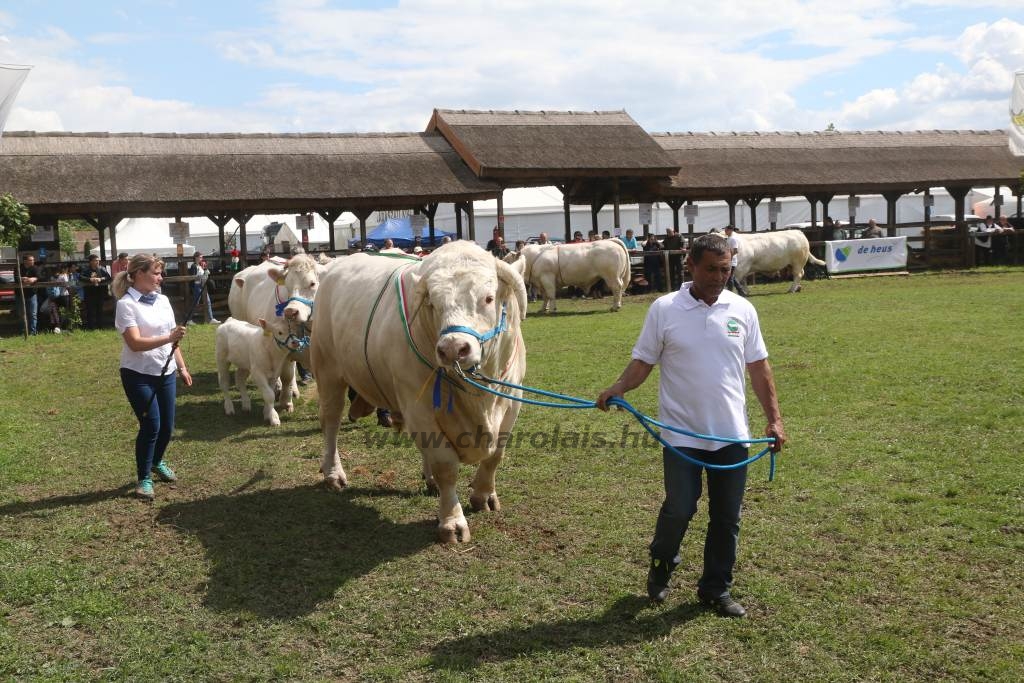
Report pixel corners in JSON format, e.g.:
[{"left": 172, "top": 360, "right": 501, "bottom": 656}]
[{"left": 825, "top": 236, "right": 907, "bottom": 274}]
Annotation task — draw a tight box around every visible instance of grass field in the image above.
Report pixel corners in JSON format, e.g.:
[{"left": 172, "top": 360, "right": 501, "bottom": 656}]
[{"left": 1, "top": 268, "right": 1022, "bottom": 681}]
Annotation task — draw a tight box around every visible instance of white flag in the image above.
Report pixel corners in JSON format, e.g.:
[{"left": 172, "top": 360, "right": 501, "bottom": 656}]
[
  {"left": 1011, "top": 69, "right": 1024, "bottom": 157},
  {"left": 0, "top": 64, "right": 31, "bottom": 136}
]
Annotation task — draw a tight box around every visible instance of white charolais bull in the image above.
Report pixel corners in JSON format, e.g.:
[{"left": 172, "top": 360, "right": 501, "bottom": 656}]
[
  {"left": 517, "top": 240, "right": 631, "bottom": 312},
  {"left": 733, "top": 229, "right": 828, "bottom": 293},
  {"left": 228, "top": 254, "right": 326, "bottom": 402},
  {"left": 216, "top": 316, "right": 304, "bottom": 426},
  {"left": 312, "top": 241, "right": 527, "bottom": 543}
]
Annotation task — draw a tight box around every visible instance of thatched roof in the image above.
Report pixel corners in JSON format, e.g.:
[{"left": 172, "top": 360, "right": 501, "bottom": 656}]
[
  {"left": 654, "top": 130, "right": 1023, "bottom": 200},
  {"left": 427, "top": 109, "right": 679, "bottom": 182},
  {"left": 0, "top": 131, "right": 499, "bottom": 217}
]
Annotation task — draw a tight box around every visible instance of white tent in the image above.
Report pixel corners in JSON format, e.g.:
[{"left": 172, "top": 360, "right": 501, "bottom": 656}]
[{"left": 93, "top": 213, "right": 359, "bottom": 260}]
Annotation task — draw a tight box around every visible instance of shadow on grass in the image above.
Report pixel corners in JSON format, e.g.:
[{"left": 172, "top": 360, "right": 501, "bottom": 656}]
[
  {"left": 430, "top": 594, "right": 703, "bottom": 670},
  {"left": 0, "top": 484, "right": 135, "bottom": 516},
  {"left": 528, "top": 308, "right": 618, "bottom": 318},
  {"left": 156, "top": 484, "right": 434, "bottom": 619}
]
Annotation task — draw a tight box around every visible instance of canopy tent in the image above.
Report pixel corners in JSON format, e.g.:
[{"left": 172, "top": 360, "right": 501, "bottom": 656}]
[{"left": 349, "top": 217, "right": 457, "bottom": 249}]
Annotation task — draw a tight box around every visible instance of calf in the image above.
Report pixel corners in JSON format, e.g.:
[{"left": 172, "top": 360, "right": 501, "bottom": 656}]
[{"left": 216, "top": 317, "right": 304, "bottom": 426}]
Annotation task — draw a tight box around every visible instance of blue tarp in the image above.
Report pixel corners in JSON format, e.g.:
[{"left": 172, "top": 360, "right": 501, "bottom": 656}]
[{"left": 348, "top": 217, "right": 456, "bottom": 249}]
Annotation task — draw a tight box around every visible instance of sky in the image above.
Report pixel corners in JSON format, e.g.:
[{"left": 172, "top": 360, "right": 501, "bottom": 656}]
[{"left": 1, "top": 0, "right": 1023, "bottom": 135}]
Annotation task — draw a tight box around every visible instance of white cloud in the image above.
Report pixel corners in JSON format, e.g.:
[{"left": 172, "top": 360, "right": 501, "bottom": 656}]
[
  {"left": 1, "top": 2, "right": 1022, "bottom": 134},
  {"left": 828, "top": 19, "right": 1024, "bottom": 130}
]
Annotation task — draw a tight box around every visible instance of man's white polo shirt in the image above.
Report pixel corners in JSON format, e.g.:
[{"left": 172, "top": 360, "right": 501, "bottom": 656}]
[{"left": 631, "top": 282, "right": 768, "bottom": 451}]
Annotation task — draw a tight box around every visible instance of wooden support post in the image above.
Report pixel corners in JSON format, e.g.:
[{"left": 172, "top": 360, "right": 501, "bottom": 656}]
[
  {"left": 726, "top": 199, "right": 737, "bottom": 227},
  {"left": 666, "top": 199, "right": 682, "bottom": 240},
  {"left": 807, "top": 197, "right": 818, "bottom": 229},
  {"left": 496, "top": 190, "right": 504, "bottom": 239},
  {"left": 882, "top": 191, "right": 901, "bottom": 238},
  {"left": 467, "top": 202, "right": 476, "bottom": 242},
  {"left": 423, "top": 202, "right": 439, "bottom": 245},
  {"left": 207, "top": 214, "right": 233, "bottom": 257},
  {"left": 746, "top": 197, "right": 762, "bottom": 232},
  {"left": 770, "top": 195, "right": 777, "bottom": 231},
  {"left": 685, "top": 200, "right": 694, "bottom": 243},
  {"left": 232, "top": 213, "right": 252, "bottom": 267},
  {"left": 316, "top": 209, "right": 342, "bottom": 252},
  {"left": 945, "top": 186, "right": 971, "bottom": 267},
  {"left": 612, "top": 178, "right": 621, "bottom": 233},
  {"left": 354, "top": 208, "right": 373, "bottom": 248},
  {"left": 455, "top": 203, "right": 464, "bottom": 240}
]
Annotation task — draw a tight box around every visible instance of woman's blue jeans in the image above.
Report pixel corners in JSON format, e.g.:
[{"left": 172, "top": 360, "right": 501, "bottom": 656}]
[
  {"left": 120, "top": 368, "right": 177, "bottom": 481},
  {"left": 649, "top": 443, "right": 748, "bottom": 598}
]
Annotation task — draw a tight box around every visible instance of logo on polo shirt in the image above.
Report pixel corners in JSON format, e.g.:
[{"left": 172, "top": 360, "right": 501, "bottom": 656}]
[{"left": 726, "top": 317, "right": 741, "bottom": 337}]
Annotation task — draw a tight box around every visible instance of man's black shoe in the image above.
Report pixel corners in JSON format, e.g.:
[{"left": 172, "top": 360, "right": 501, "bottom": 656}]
[
  {"left": 646, "top": 557, "right": 679, "bottom": 603},
  {"left": 698, "top": 591, "right": 746, "bottom": 618}
]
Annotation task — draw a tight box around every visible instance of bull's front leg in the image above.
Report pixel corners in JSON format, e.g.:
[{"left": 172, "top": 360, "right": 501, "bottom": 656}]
[
  {"left": 469, "top": 451, "right": 502, "bottom": 512},
  {"left": 278, "top": 361, "right": 296, "bottom": 412},
  {"left": 427, "top": 451, "right": 470, "bottom": 543}
]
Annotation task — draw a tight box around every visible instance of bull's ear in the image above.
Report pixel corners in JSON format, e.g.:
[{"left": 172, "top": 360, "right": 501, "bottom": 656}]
[
  {"left": 495, "top": 258, "right": 528, "bottom": 321},
  {"left": 233, "top": 276, "right": 246, "bottom": 289},
  {"left": 267, "top": 266, "right": 285, "bottom": 284}
]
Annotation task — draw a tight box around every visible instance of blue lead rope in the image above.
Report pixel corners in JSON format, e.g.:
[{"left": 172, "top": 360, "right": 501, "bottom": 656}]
[{"left": 454, "top": 365, "right": 779, "bottom": 481}]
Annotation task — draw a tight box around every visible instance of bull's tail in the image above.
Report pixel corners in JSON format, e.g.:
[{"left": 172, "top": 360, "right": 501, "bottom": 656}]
[{"left": 807, "top": 252, "right": 826, "bottom": 267}]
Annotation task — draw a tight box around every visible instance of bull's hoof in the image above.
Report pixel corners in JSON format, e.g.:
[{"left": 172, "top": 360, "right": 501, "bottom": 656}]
[
  {"left": 470, "top": 492, "right": 501, "bottom": 512},
  {"left": 323, "top": 474, "right": 348, "bottom": 491},
  {"left": 437, "top": 518, "right": 471, "bottom": 544}
]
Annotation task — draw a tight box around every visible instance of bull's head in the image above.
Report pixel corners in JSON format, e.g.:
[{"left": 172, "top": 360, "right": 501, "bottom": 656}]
[
  {"left": 266, "top": 253, "right": 326, "bottom": 324},
  {"left": 257, "top": 317, "right": 305, "bottom": 352},
  {"left": 409, "top": 242, "right": 527, "bottom": 369}
]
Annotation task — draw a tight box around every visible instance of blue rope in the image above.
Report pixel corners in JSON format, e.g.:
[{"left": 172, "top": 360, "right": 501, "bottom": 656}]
[{"left": 455, "top": 366, "right": 779, "bottom": 480}]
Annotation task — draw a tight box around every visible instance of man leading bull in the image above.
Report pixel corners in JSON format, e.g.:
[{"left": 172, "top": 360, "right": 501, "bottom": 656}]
[{"left": 597, "top": 233, "right": 786, "bottom": 617}]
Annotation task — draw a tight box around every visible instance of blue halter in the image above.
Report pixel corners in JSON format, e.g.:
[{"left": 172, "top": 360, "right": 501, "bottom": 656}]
[
  {"left": 275, "top": 296, "right": 315, "bottom": 318},
  {"left": 438, "top": 304, "right": 508, "bottom": 343},
  {"left": 274, "top": 325, "right": 311, "bottom": 353}
]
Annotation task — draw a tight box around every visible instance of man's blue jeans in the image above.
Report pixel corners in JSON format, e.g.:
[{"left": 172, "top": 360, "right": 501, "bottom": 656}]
[
  {"left": 649, "top": 443, "right": 748, "bottom": 598},
  {"left": 18, "top": 292, "right": 38, "bottom": 335},
  {"left": 120, "top": 368, "right": 177, "bottom": 481}
]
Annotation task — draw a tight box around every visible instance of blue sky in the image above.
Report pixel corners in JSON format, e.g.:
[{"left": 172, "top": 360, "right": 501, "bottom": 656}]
[{"left": 2, "top": 1, "right": 1023, "bottom": 133}]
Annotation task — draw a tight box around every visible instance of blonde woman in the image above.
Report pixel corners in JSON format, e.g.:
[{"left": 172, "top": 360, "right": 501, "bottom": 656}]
[{"left": 112, "top": 255, "right": 192, "bottom": 501}]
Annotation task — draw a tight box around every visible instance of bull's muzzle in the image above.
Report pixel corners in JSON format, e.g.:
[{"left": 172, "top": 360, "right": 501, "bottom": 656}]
[{"left": 435, "top": 334, "right": 480, "bottom": 367}]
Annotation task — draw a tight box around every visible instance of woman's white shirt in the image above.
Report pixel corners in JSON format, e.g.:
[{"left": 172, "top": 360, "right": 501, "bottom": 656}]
[{"left": 115, "top": 287, "right": 178, "bottom": 376}]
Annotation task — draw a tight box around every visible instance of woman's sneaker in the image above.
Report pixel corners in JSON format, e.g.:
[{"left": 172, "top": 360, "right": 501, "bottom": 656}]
[
  {"left": 152, "top": 461, "right": 177, "bottom": 483},
  {"left": 135, "top": 477, "right": 155, "bottom": 501}
]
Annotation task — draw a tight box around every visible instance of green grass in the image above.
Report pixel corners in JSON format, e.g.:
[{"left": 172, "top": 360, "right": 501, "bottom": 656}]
[{"left": 1, "top": 268, "right": 1023, "bottom": 681}]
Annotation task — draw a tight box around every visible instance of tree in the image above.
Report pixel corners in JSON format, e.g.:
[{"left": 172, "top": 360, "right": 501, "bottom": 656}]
[
  {"left": 59, "top": 222, "right": 77, "bottom": 259},
  {"left": 825, "top": 122, "right": 837, "bottom": 132},
  {"left": 0, "top": 193, "right": 34, "bottom": 247}
]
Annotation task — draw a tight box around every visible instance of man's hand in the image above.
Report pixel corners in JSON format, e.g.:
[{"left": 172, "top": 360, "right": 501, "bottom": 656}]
[{"left": 766, "top": 421, "right": 786, "bottom": 453}]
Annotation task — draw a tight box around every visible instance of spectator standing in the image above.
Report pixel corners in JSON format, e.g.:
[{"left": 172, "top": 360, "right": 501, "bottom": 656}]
[
  {"left": 188, "top": 252, "right": 219, "bottom": 324},
  {"left": 643, "top": 233, "right": 664, "bottom": 293},
  {"left": 16, "top": 253, "right": 40, "bottom": 335},
  {"left": 112, "top": 254, "right": 192, "bottom": 501},
  {"left": 621, "top": 229, "right": 640, "bottom": 250},
  {"left": 723, "top": 225, "right": 748, "bottom": 297},
  {"left": 597, "top": 233, "right": 785, "bottom": 617},
  {"left": 973, "top": 215, "right": 999, "bottom": 266},
  {"left": 81, "top": 254, "right": 112, "bottom": 329},
  {"left": 861, "top": 219, "right": 883, "bottom": 239},
  {"left": 490, "top": 235, "right": 510, "bottom": 259},
  {"left": 662, "top": 228, "right": 684, "bottom": 289},
  {"left": 111, "top": 252, "right": 130, "bottom": 277},
  {"left": 994, "top": 216, "right": 1015, "bottom": 264}
]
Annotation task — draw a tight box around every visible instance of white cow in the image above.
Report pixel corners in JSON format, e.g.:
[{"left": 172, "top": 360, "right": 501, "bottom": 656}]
[
  {"left": 216, "top": 316, "right": 304, "bottom": 426},
  {"left": 516, "top": 240, "right": 631, "bottom": 312},
  {"left": 228, "top": 254, "right": 326, "bottom": 402},
  {"left": 733, "top": 229, "right": 828, "bottom": 293},
  {"left": 311, "top": 241, "right": 528, "bottom": 543}
]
